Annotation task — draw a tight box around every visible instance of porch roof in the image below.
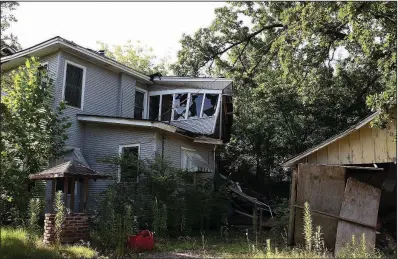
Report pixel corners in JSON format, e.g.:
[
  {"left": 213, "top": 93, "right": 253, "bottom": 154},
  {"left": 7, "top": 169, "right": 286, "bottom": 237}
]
[{"left": 29, "top": 160, "right": 110, "bottom": 180}]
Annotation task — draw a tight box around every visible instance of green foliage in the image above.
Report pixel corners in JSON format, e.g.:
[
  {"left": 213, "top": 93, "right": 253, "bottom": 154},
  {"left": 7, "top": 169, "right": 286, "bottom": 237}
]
[
  {"left": 92, "top": 155, "right": 231, "bottom": 251},
  {"left": 97, "top": 40, "right": 172, "bottom": 75},
  {"left": 54, "top": 191, "right": 66, "bottom": 246},
  {"left": 174, "top": 2, "right": 397, "bottom": 182},
  {"left": 1, "top": 227, "right": 97, "bottom": 259},
  {"left": 1, "top": 57, "right": 70, "bottom": 225},
  {"left": 0, "top": 2, "right": 20, "bottom": 53},
  {"left": 337, "top": 233, "right": 382, "bottom": 259},
  {"left": 303, "top": 202, "right": 313, "bottom": 252},
  {"left": 26, "top": 198, "right": 41, "bottom": 245}
]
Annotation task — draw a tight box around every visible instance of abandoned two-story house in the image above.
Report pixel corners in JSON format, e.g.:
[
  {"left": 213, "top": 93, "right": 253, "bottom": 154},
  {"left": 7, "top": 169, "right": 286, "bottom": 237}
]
[{"left": 1, "top": 36, "right": 233, "bottom": 212}]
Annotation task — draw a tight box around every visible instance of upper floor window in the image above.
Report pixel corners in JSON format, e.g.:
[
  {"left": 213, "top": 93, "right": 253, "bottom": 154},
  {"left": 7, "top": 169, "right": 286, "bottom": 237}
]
[
  {"left": 134, "top": 88, "right": 147, "bottom": 119},
  {"left": 149, "top": 90, "right": 220, "bottom": 122},
  {"left": 63, "top": 60, "right": 86, "bottom": 109},
  {"left": 202, "top": 94, "right": 219, "bottom": 118}
]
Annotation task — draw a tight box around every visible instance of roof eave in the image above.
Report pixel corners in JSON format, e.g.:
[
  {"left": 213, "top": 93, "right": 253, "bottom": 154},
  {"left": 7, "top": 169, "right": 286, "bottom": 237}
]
[{"left": 281, "top": 112, "right": 381, "bottom": 168}]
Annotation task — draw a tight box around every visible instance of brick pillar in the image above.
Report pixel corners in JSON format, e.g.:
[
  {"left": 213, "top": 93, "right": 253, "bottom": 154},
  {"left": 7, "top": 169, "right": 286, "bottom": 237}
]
[{"left": 43, "top": 213, "right": 89, "bottom": 245}]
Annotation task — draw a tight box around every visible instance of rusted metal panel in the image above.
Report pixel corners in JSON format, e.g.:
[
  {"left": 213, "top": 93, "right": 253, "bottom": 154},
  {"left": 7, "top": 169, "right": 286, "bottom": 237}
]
[
  {"left": 334, "top": 178, "right": 381, "bottom": 254},
  {"left": 294, "top": 164, "right": 346, "bottom": 249}
]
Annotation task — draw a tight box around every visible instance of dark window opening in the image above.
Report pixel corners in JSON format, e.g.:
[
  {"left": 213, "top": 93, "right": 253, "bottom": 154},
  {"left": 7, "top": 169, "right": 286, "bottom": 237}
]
[
  {"left": 161, "top": 94, "right": 173, "bottom": 122},
  {"left": 202, "top": 94, "right": 219, "bottom": 118},
  {"left": 149, "top": 95, "right": 160, "bottom": 121},
  {"left": 56, "top": 178, "right": 72, "bottom": 194},
  {"left": 134, "top": 90, "right": 145, "bottom": 119},
  {"left": 173, "top": 93, "right": 188, "bottom": 120},
  {"left": 120, "top": 146, "right": 140, "bottom": 182},
  {"left": 64, "top": 63, "right": 84, "bottom": 109},
  {"left": 188, "top": 94, "right": 203, "bottom": 119}
]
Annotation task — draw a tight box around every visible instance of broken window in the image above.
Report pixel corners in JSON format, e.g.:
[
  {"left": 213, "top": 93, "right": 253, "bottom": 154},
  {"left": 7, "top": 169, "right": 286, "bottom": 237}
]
[
  {"left": 201, "top": 94, "right": 219, "bottom": 118},
  {"left": 173, "top": 93, "right": 188, "bottom": 120},
  {"left": 161, "top": 94, "right": 173, "bottom": 122},
  {"left": 149, "top": 95, "right": 160, "bottom": 121},
  {"left": 188, "top": 94, "right": 203, "bottom": 119}
]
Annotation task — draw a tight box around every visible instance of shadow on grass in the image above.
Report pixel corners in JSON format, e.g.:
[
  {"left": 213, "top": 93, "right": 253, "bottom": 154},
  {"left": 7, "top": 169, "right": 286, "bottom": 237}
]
[{"left": 1, "top": 236, "right": 59, "bottom": 259}]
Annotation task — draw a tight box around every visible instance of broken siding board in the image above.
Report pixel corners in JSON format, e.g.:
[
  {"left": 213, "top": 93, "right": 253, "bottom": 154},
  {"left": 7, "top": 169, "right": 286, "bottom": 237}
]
[
  {"left": 334, "top": 178, "right": 381, "bottom": 254},
  {"left": 348, "top": 129, "right": 362, "bottom": 164},
  {"left": 327, "top": 140, "right": 340, "bottom": 164},
  {"left": 360, "top": 125, "right": 375, "bottom": 163},
  {"left": 294, "top": 164, "right": 346, "bottom": 250}
]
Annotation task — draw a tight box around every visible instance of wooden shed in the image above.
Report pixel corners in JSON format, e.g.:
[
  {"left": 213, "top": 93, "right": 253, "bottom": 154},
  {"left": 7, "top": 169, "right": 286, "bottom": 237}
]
[{"left": 282, "top": 112, "right": 396, "bottom": 253}]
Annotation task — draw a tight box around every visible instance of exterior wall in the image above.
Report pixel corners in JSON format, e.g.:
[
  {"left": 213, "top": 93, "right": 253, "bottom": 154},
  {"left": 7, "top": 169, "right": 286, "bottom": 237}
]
[
  {"left": 121, "top": 73, "right": 137, "bottom": 117},
  {"left": 156, "top": 132, "right": 216, "bottom": 172},
  {"left": 82, "top": 123, "right": 156, "bottom": 206},
  {"left": 303, "top": 121, "right": 396, "bottom": 165},
  {"left": 52, "top": 51, "right": 143, "bottom": 148}
]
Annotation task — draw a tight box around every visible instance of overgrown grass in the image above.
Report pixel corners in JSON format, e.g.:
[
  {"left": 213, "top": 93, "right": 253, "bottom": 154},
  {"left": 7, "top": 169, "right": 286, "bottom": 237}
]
[{"left": 1, "top": 227, "right": 97, "bottom": 259}]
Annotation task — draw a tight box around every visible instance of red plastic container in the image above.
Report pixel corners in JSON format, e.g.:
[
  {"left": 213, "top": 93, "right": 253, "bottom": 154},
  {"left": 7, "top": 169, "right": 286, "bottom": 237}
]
[{"left": 128, "top": 230, "right": 154, "bottom": 252}]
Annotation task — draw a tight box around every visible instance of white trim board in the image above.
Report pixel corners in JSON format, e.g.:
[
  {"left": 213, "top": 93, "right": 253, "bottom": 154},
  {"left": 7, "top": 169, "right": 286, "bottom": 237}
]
[
  {"left": 149, "top": 89, "right": 221, "bottom": 96},
  {"left": 1, "top": 37, "right": 152, "bottom": 84},
  {"left": 77, "top": 115, "right": 178, "bottom": 133}
]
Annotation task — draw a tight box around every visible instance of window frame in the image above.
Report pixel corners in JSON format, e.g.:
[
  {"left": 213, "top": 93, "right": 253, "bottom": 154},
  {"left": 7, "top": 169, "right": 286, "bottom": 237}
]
[
  {"left": 118, "top": 144, "right": 141, "bottom": 183},
  {"left": 181, "top": 147, "right": 199, "bottom": 172},
  {"left": 148, "top": 89, "right": 222, "bottom": 122},
  {"left": 62, "top": 59, "right": 86, "bottom": 110},
  {"left": 134, "top": 87, "right": 148, "bottom": 119}
]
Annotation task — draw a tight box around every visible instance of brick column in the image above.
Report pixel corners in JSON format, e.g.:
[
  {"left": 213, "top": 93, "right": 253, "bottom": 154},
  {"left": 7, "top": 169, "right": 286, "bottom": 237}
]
[{"left": 43, "top": 213, "right": 89, "bottom": 245}]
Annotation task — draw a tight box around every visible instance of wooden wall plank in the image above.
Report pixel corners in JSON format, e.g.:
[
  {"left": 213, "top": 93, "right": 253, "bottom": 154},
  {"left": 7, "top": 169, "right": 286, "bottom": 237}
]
[
  {"left": 317, "top": 147, "right": 328, "bottom": 164},
  {"left": 373, "top": 127, "right": 388, "bottom": 162},
  {"left": 349, "top": 130, "right": 362, "bottom": 164},
  {"left": 334, "top": 178, "right": 381, "bottom": 254},
  {"left": 386, "top": 121, "right": 396, "bottom": 162},
  {"left": 294, "top": 164, "right": 346, "bottom": 250},
  {"left": 327, "top": 141, "right": 340, "bottom": 164},
  {"left": 360, "top": 125, "right": 375, "bottom": 163},
  {"left": 308, "top": 153, "right": 318, "bottom": 164},
  {"left": 339, "top": 136, "right": 351, "bottom": 164}
]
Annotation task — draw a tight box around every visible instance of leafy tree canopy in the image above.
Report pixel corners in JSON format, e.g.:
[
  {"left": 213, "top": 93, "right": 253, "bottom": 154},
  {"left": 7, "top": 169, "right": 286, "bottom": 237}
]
[
  {"left": 1, "top": 58, "right": 71, "bottom": 223},
  {"left": 173, "top": 2, "right": 396, "bottom": 183},
  {"left": 97, "top": 40, "right": 172, "bottom": 76},
  {"left": 1, "top": 2, "right": 21, "bottom": 54}
]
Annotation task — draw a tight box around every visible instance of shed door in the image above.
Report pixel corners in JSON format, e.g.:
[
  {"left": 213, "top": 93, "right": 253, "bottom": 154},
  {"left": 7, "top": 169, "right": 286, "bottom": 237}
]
[
  {"left": 294, "top": 163, "right": 347, "bottom": 250},
  {"left": 293, "top": 163, "right": 381, "bottom": 253}
]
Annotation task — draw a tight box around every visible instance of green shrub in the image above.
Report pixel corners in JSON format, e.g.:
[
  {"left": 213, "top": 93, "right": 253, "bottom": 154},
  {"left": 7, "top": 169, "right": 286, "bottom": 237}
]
[
  {"left": 54, "top": 191, "right": 66, "bottom": 246},
  {"left": 27, "top": 198, "right": 42, "bottom": 245}
]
